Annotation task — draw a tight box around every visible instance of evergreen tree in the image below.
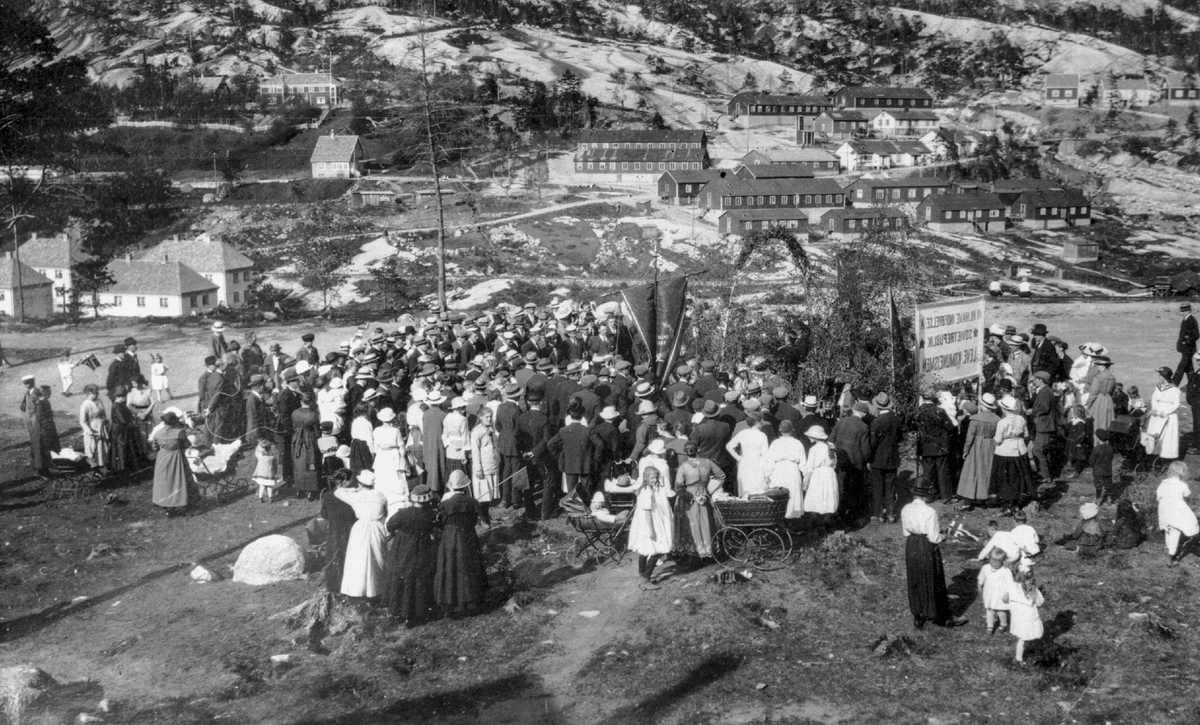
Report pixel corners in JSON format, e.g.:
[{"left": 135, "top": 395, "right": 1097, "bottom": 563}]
[{"left": 741, "top": 72, "right": 758, "bottom": 91}]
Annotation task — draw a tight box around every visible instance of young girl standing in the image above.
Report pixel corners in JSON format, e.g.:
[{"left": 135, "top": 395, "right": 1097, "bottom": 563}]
[
  {"left": 150, "top": 354, "right": 171, "bottom": 402},
  {"left": 57, "top": 352, "right": 79, "bottom": 396},
  {"left": 976, "top": 548, "right": 1013, "bottom": 635},
  {"left": 1003, "top": 567, "right": 1045, "bottom": 664},
  {"left": 628, "top": 466, "right": 675, "bottom": 590},
  {"left": 254, "top": 436, "right": 280, "bottom": 503}
]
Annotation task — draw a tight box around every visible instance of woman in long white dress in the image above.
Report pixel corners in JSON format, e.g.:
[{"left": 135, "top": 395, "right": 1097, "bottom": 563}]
[
  {"left": 726, "top": 413, "right": 770, "bottom": 497},
  {"left": 336, "top": 470, "right": 389, "bottom": 598},
  {"left": 800, "top": 424, "right": 839, "bottom": 527},
  {"left": 627, "top": 466, "right": 675, "bottom": 590},
  {"left": 1146, "top": 367, "right": 1181, "bottom": 460},
  {"left": 317, "top": 377, "right": 347, "bottom": 436},
  {"left": 765, "top": 419, "right": 806, "bottom": 518},
  {"left": 372, "top": 408, "right": 410, "bottom": 517}
]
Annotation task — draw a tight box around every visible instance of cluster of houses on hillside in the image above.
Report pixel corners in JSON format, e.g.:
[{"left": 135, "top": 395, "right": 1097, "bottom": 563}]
[
  {"left": 1042, "top": 73, "right": 1200, "bottom": 108},
  {"left": 0, "top": 232, "right": 253, "bottom": 320}
]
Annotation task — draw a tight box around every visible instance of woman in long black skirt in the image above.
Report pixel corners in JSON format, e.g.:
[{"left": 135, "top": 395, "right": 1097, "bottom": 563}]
[
  {"left": 901, "top": 478, "right": 967, "bottom": 629},
  {"left": 382, "top": 485, "right": 440, "bottom": 627},
  {"left": 989, "top": 395, "right": 1037, "bottom": 516}
]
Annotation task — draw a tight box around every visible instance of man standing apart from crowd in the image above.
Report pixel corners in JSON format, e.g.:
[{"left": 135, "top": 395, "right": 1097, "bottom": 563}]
[{"left": 1174, "top": 302, "right": 1198, "bottom": 385}]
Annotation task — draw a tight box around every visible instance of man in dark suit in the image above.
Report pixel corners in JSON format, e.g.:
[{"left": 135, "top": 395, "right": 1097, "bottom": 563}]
[
  {"left": 1029, "top": 323, "right": 1058, "bottom": 381},
  {"left": 831, "top": 401, "right": 872, "bottom": 524},
  {"left": 592, "top": 405, "right": 623, "bottom": 481},
  {"left": 550, "top": 362, "right": 583, "bottom": 428},
  {"left": 548, "top": 400, "right": 602, "bottom": 505},
  {"left": 916, "top": 392, "right": 958, "bottom": 502},
  {"left": 609, "top": 360, "right": 633, "bottom": 413},
  {"left": 573, "top": 374, "right": 603, "bottom": 424},
  {"left": 1174, "top": 302, "right": 1199, "bottom": 385},
  {"left": 664, "top": 364, "right": 695, "bottom": 405},
  {"left": 774, "top": 386, "right": 802, "bottom": 427},
  {"left": 518, "top": 392, "right": 555, "bottom": 519},
  {"left": 693, "top": 360, "right": 720, "bottom": 399},
  {"left": 690, "top": 400, "right": 734, "bottom": 493},
  {"left": 868, "top": 393, "right": 903, "bottom": 523},
  {"left": 664, "top": 389, "right": 694, "bottom": 431},
  {"left": 105, "top": 344, "right": 133, "bottom": 399},
  {"left": 275, "top": 371, "right": 303, "bottom": 483},
  {"left": 716, "top": 390, "right": 745, "bottom": 431},
  {"left": 210, "top": 322, "right": 230, "bottom": 362},
  {"left": 1026, "top": 371, "right": 1057, "bottom": 481},
  {"left": 295, "top": 333, "right": 320, "bottom": 378},
  {"left": 798, "top": 395, "right": 831, "bottom": 450}
]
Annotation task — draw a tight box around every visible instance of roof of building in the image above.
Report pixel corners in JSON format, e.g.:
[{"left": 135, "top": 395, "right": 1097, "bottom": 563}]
[
  {"left": 822, "top": 207, "right": 908, "bottom": 220},
  {"left": 106, "top": 259, "right": 219, "bottom": 296},
  {"left": 0, "top": 258, "right": 53, "bottom": 288},
  {"left": 719, "top": 208, "right": 812, "bottom": 222},
  {"left": 991, "top": 178, "right": 1063, "bottom": 193},
  {"left": 921, "top": 192, "right": 1008, "bottom": 210},
  {"left": 1044, "top": 74, "right": 1080, "bottom": 88},
  {"left": 577, "top": 129, "right": 706, "bottom": 145},
  {"left": 925, "top": 128, "right": 988, "bottom": 144},
  {"left": 836, "top": 86, "right": 933, "bottom": 100},
  {"left": 848, "top": 176, "right": 952, "bottom": 189},
  {"left": 706, "top": 177, "right": 845, "bottom": 197},
  {"left": 1099, "top": 77, "right": 1152, "bottom": 92},
  {"left": 310, "top": 135, "right": 363, "bottom": 164},
  {"left": 169, "top": 170, "right": 225, "bottom": 184},
  {"left": 137, "top": 234, "right": 254, "bottom": 273},
  {"left": 354, "top": 179, "right": 403, "bottom": 194},
  {"left": 729, "top": 92, "right": 832, "bottom": 106},
  {"left": 8, "top": 233, "right": 90, "bottom": 269},
  {"left": 660, "top": 169, "right": 722, "bottom": 185},
  {"left": 818, "top": 110, "right": 870, "bottom": 121},
  {"left": 843, "top": 139, "right": 933, "bottom": 155},
  {"left": 878, "top": 109, "right": 941, "bottom": 121},
  {"left": 575, "top": 147, "right": 708, "bottom": 163},
  {"left": 1015, "top": 188, "right": 1090, "bottom": 207},
  {"left": 262, "top": 72, "right": 343, "bottom": 88},
  {"left": 743, "top": 148, "right": 838, "bottom": 163},
  {"left": 736, "top": 164, "right": 816, "bottom": 180},
  {"left": 194, "top": 76, "right": 227, "bottom": 92}
]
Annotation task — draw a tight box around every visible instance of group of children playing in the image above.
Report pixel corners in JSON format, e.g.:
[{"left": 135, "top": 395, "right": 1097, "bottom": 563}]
[{"left": 973, "top": 512, "right": 1047, "bottom": 664}]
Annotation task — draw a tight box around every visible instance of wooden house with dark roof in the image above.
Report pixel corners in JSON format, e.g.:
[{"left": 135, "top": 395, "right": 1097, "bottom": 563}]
[
  {"left": 697, "top": 177, "right": 846, "bottom": 223},
  {"left": 718, "top": 208, "right": 811, "bottom": 235},
  {"left": 916, "top": 193, "right": 1007, "bottom": 233},
  {"left": 734, "top": 165, "right": 815, "bottom": 181},
  {"left": 260, "top": 72, "right": 343, "bottom": 107},
  {"left": 657, "top": 168, "right": 721, "bottom": 205},
  {"left": 844, "top": 177, "right": 952, "bottom": 207},
  {"left": 741, "top": 148, "right": 840, "bottom": 175},
  {"left": 574, "top": 130, "right": 709, "bottom": 186},
  {"left": 832, "top": 86, "right": 933, "bottom": 110},
  {"left": 2, "top": 231, "right": 90, "bottom": 311},
  {"left": 820, "top": 207, "right": 908, "bottom": 241},
  {"left": 1010, "top": 187, "right": 1092, "bottom": 229},
  {"left": 812, "top": 110, "right": 870, "bottom": 141},
  {"left": 725, "top": 92, "right": 833, "bottom": 127}
]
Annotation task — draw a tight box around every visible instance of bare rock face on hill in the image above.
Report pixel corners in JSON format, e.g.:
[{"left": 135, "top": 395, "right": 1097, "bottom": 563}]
[{"left": 232, "top": 535, "right": 307, "bottom": 586}]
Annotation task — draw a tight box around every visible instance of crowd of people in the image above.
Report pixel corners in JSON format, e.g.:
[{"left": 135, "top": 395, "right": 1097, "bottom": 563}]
[{"left": 14, "top": 299, "right": 1200, "bottom": 640}]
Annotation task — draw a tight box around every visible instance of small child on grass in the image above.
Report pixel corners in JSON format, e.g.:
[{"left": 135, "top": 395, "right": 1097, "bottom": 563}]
[
  {"left": 1002, "top": 567, "right": 1045, "bottom": 664},
  {"left": 977, "top": 547, "right": 1013, "bottom": 635},
  {"left": 253, "top": 436, "right": 280, "bottom": 503},
  {"left": 1090, "top": 428, "right": 1114, "bottom": 504}
]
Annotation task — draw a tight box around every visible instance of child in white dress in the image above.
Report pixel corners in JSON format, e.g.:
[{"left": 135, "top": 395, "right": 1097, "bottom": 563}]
[
  {"left": 800, "top": 425, "right": 839, "bottom": 528},
  {"left": 57, "top": 353, "right": 79, "bottom": 396},
  {"left": 977, "top": 548, "right": 1013, "bottom": 635},
  {"left": 150, "top": 354, "right": 171, "bottom": 402},
  {"left": 627, "top": 467, "right": 675, "bottom": 590},
  {"left": 1002, "top": 567, "right": 1045, "bottom": 663},
  {"left": 253, "top": 438, "right": 280, "bottom": 503}
]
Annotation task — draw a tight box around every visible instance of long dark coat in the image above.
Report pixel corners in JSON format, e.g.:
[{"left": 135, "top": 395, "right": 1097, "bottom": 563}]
[
  {"left": 383, "top": 503, "right": 440, "bottom": 624},
  {"left": 548, "top": 422, "right": 600, "bottom": 475},
  {"left": 422, "top": 405, "right": 448, "bottom": 491},
  {"left": 435, "top": 493, "right": 486, "bottom": 613},
  {"left": 245, "top": 391, "right": 271, "bottom": 447},
  {"left": 21, "top": 390, "right": 58, "bottom": 471},
  {"left": 109, "top": 401, "right": 147, "bottom": 473},
  {"left": 319, "top": 489, "right": 357, "bottom": 593},
  {"left": 291, "top": 407, "right": 323, "bottom": 492}
]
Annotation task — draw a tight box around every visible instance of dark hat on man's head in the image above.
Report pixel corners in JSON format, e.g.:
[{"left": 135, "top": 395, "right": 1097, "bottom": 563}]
[
  {"left": 123, "top": 337, "right": 137, "bottom": 347},
  {"left": 1032, "top": 370, "right": 1051, "bottom": 382},
  {"left": 1031, "top": 323, "right": 1048, "bottom": 336},
  {"left": 204, "top": 355, "right": 217, "bottom": 366},
  {"left": 703, "top": 399, "right": 720, "bottom": 417},
  {"left": 301, "top": 333, "right": 315, "bottom": 342},
  {"left": 1156, "top": 366, "right": 1175, "bottom": 380},
  {"left": 909, "top": 477, "right": 938, "bottom": 498},
  {"left": 113, "top": 344, "right": 126, "bottom": 354},
  {"left": 672, "top": 390, "right": 689, "bottom": 407}
]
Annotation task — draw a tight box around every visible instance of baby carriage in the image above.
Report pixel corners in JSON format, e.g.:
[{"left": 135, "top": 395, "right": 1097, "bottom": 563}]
[
  {"left": 187, "top": 437, "right": 248, "bottom": 502},
  {"left": 45, "top": 448, "right": 105, "bottom": 500},
  {"left": 564, "top": 461, "right": 636, "bottom": 566},
  {"left": 712, "top": 488, "right": 795, "bottom": 571}
]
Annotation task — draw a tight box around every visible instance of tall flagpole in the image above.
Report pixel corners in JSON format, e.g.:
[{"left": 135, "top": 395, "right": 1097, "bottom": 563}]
[{"left": 888, "top": 286, "right": 897, "bottom": 395}]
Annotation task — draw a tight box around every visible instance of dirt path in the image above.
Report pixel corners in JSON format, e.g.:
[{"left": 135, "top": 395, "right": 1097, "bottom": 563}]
[{"left": 475, "top": 559, "right": 649, "bottom": 724}]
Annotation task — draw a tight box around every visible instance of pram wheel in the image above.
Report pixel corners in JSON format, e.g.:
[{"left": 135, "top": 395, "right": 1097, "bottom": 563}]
[
  {"left": 713, "top": 527, "right": 748, "bottom": 567},
  {"left": 744, "top": 528, "right": 793, "bottom": 571}
]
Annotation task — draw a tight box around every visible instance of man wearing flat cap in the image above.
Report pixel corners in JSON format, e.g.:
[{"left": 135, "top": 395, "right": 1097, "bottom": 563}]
[
  {"left": 1026, "top": 370, "right": 1057, "bottom": 481},
  {"left": 1174, "top": 302, "right": 1199, "bottom": 385},
  {"left": 296, "top": 332, "right": 320, "bottom": 370},
  {"left": 106, "top": 343, "right": 135, "bottom": 399}
]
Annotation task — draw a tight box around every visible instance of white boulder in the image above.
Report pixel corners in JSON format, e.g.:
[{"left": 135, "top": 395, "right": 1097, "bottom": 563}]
[{"left": 231, "top": 535, "right": 307, "bottom": 586}]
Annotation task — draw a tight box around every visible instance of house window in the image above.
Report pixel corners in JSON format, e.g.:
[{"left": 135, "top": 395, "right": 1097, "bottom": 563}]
[
  {"left": 136, "top": 296, "right": 146, "bottom": 307},
  {"left": 990, "top": 209, "right": 999, "bottom": 218},
  {"left": 190, "top": 296, "right": 197, "bottom": 308},
  {"left": 744, "top": 221, "right": 752, "bottom": 231},
  {"left": 587, "top": 163, "right": 594, "bottom": 170},
  {"left": 160, "top": 298, "right": 169, "bottom": 308},
  {"left": 233, "top": 291, "right": 240, "bottom": 303},
  {"left": 1082, "top": 206, "right": 1089, "bottom": 215},
  {"left": 735, "top": 197, "right": 743, "bottom": 206},
  {"left": 908, "top": 189, "right": 917, "bottom": 199},
  {"left": 658, "top": 163, "right": 665, "bottom": 170},
  {"left": 634, "top": 163, "right": 641, "bottom": 170},
  {"left": 318, "top": 162, "right": 327, "bottom": 171},
  {"left": 575, "top": 163, "right": 582, "bottom": 171},
  {"left": 769, "top": 196, "right": 776, "bottom": 204},
  {"left": 804, "top": 195, "right": 813, "bottom": 204},
  {"left": 892, "top": 189, "right": 901, "bottom": 200},
  {"left": 849, "top": 219, "right": 857, "bottom": 229},
  {"left": 1020, "top": 204, "right": 1026, "bottom": 216},
  {"left": 0, "top": 292, "right": 5, "bottom": 301},
  {"left": 684, "top": 184, "right": 692, "bottom": 193},
  {"left": 112, "top": 295, "right": 123, "bottom": 306},
  {"left": 1051, "top": 90, "right": 1060, "bottom": 98},
  {"left": 202, "top": 294, "right": 210, "bottom": 306},
  {"left": 316, "top": 97, "right": 326, "bottom": 105},
  {"left": 923, "top": 188, "right": 931, "bottom": 197},
  {"left": 1050, "top": 207, "right": 1058, "bottom": 216},
  {"left": 857, "top": 189, "right": 864, "bottom": 199},
  {"left": 54, "top": 269, "right": 63, "bottom": 279},
  {"left": 1069, "top": 206, "right": 1076, "bottom": 215},
  {"left": 622, "top": 162, "right": 628, "bottom": 170}
]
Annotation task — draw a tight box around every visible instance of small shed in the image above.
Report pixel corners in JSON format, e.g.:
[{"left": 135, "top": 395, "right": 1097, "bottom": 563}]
[{"left": 1061, "top": 240, "right": 1099, "bottom": 263}]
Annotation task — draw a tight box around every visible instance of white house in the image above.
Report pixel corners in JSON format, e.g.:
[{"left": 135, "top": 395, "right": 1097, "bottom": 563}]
[
  {"left": 835, "top": 139, "right": 933, "bottom": 172},
  {"left": 871, "top": 109, "right": 940, "bottom": 137},
  {"left": 137, "top": 233, "right": 255, "bottom": 307},
  {"left": 1097, "top": 77, "right": 1154, "bottom": 108},
  {"left": 6, "top": 231, "right": 89, "bottom": 311},
  {"left": 0, "top": 256, "right": 55, "bottom": 319},
  {"left": 100, "top": 258, "right": 220, "bottom": 318},
  {"left": 310, "top": 134, "right": 364, "bottom": 179}
]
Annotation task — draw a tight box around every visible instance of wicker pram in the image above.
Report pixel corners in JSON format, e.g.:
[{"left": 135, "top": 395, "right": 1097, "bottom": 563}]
[{"left": 711, "top": 490, "right": 794, "bottom": 571}]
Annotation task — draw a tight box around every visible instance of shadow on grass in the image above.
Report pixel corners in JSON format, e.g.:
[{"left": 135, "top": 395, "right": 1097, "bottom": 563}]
[
  {"left": 290, "top": 673, "right": 562, "bottom": 725},
  {"left": 593, "top": 653, "right": 742, "bottom": 725},
  {"left": 947, "top": 565, "right": 979, "bottom": 619},
  {"left": 0, "top": 513, "right": 313, "bottom": 644}
]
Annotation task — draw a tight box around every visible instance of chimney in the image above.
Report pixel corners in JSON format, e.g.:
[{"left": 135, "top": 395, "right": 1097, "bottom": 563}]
[{"left": 30, "top": 232, "right": 37, "bottom": 241}]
